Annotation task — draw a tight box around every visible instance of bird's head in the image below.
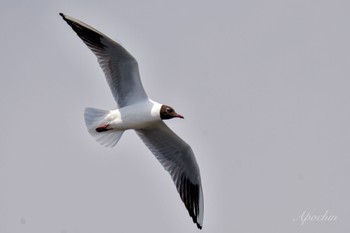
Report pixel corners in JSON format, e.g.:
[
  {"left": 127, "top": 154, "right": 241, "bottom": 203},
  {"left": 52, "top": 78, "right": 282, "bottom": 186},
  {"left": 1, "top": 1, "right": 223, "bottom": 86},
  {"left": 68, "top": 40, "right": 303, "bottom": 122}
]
[{"left": 160, "top": 105, "right": 184, "bottom": 120}]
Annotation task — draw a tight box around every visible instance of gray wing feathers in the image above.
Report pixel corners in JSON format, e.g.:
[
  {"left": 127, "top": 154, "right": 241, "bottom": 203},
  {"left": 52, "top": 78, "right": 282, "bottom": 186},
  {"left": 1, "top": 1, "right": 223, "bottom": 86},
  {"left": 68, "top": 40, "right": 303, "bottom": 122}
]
[
  {"left": 60, "top": 13, "right": 148, "bottom": 107},
  {"left": 136, "top": 122, "right": 204, "bottom": 229}
]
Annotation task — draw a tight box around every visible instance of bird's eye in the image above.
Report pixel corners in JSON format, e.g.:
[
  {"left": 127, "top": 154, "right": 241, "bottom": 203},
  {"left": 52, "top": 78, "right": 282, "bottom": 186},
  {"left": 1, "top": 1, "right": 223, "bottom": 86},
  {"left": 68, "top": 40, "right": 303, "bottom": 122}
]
[{"left": 167, "top": 108, "right": 173, "bottom": 113}]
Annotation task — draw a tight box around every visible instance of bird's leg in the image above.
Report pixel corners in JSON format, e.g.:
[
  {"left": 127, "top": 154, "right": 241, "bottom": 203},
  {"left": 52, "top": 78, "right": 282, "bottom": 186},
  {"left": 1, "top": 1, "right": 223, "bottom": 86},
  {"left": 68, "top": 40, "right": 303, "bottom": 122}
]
[{"left": 96, "top": 124, "right": 112, "bottom": 132}]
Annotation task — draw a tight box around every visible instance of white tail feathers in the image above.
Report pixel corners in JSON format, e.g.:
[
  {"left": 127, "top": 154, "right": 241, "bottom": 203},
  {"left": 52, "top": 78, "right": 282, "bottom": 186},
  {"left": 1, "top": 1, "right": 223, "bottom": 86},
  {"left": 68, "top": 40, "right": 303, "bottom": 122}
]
[{"left": 84, "top": 107, "right": 123, "bottom": 148}]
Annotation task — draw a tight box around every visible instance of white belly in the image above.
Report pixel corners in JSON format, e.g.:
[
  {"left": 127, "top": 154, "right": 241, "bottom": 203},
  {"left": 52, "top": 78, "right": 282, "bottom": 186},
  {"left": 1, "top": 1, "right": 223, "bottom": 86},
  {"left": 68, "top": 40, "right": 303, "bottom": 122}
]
[{"left": 109, "top": 99, "right": 162, "bottom": 130}]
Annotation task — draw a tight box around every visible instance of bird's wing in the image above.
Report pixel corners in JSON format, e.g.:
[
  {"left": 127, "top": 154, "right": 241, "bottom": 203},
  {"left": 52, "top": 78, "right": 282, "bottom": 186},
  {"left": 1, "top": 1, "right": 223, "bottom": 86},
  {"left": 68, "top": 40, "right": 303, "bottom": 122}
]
[
  {"left": 60, "top": 13, "right": 148, "bottom": 108},
  {"left": 136, "top": 122, "right": 204, "bottom": 229}
]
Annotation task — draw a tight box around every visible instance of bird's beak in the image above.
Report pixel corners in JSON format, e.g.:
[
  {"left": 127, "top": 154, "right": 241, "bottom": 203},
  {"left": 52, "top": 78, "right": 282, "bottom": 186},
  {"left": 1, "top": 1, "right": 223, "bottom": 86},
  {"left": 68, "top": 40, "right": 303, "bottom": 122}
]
[{"left": 176, "top": 113, "right": 184, "bottom": 119}]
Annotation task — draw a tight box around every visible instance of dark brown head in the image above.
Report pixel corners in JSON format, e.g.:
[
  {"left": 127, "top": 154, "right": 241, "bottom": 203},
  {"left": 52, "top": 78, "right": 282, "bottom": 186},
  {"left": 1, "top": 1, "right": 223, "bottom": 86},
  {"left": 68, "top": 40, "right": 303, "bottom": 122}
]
[{"left": 160, "top": 105, "right": 184, "bottom": 120}]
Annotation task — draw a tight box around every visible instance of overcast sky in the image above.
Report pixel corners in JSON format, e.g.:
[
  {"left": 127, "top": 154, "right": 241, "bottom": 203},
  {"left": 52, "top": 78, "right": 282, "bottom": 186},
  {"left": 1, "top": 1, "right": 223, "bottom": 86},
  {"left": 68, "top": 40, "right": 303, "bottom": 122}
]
[{"left": 1, "top": 0, "right": 349, "bottom": 232}]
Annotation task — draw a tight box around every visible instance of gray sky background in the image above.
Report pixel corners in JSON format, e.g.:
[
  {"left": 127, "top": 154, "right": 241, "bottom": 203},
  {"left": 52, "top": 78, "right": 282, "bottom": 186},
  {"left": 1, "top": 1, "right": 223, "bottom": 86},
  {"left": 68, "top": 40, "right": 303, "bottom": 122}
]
[{"left": 1, "top": 0, "right": 349, "bottom": 232}]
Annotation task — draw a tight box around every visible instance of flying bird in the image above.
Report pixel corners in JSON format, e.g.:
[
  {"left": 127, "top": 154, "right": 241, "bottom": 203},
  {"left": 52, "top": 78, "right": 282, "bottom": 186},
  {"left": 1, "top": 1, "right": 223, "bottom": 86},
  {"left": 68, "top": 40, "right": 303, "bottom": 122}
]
[{"left": 59, "top": 13, "right": 204, "bottom": 229}]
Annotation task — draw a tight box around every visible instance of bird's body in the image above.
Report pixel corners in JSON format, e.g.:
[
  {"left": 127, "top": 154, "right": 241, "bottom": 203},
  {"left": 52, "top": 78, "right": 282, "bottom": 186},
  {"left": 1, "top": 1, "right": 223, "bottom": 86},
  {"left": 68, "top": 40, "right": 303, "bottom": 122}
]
[
  {"left": 60, "top": 13, "right": 204, "bottom": 229},
  {"left": 93, "top": 99, "right": 162, "bottom": 131}
]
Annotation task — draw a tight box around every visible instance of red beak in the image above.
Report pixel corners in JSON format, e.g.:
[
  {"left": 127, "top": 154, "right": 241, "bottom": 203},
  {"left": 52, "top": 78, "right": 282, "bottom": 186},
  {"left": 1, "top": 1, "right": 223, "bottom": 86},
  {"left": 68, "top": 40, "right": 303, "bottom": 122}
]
[{"left": 176, "top": 114, "right": 184, "bottom": 119}]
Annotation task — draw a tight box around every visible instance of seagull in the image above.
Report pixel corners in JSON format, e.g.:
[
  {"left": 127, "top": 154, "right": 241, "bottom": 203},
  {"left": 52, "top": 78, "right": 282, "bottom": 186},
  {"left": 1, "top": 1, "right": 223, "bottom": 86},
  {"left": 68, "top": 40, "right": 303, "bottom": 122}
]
[{"left": 59, "top": 13, "right": 204, "bottom": 229}]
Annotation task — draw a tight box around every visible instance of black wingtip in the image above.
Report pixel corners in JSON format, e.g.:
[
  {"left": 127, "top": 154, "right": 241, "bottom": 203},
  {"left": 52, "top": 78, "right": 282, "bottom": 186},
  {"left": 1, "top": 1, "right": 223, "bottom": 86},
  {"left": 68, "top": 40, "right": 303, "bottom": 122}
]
[
  {"left": 197, "top": 223, "right": 202, "bottom": 229},
  {"left": 59, "top": 13, "right": 107, "bottom": 50}
]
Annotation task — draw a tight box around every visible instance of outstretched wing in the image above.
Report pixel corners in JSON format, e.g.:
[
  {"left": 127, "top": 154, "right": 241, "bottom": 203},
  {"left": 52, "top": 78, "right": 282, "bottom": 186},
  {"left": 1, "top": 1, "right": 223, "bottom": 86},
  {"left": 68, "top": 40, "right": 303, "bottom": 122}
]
[
  {"left": 136, "top": 122, "right": 204, "bottom": 229},
  {"left": 60, "top": 13, "right": 148, "bottom": 107}
]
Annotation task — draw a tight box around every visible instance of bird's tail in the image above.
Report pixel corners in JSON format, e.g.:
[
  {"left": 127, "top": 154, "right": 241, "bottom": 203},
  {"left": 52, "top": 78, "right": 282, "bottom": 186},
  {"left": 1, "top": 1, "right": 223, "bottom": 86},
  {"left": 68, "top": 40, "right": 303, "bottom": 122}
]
[{"left": 84, "top": 107, "right": 124, "bottom": 148}]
